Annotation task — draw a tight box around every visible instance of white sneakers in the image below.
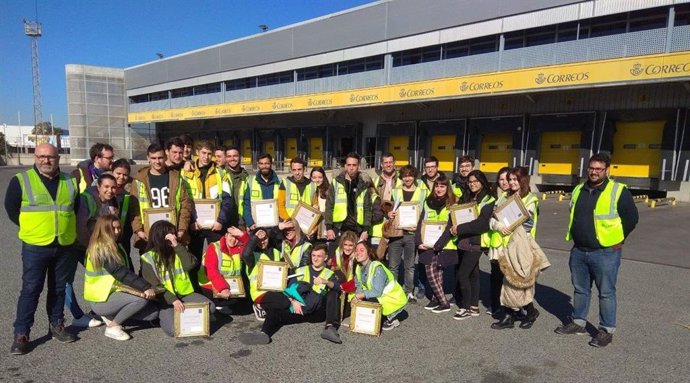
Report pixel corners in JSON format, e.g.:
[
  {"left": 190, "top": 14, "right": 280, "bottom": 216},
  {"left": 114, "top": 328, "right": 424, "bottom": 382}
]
[
  {"left": 104, "top": 326, "right": 131, "bottom": 341},
  {"left": 88, "top": 317, "right": 104, "bottom": 328}
]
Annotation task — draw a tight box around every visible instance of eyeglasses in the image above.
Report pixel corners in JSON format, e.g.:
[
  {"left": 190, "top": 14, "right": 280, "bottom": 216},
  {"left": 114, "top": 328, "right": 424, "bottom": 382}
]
[
  {"left": 588, "top": 167, "right": 607, "bottom": 173},
  {"left": 424, "top": 165, "right": 437, "bottom": 169},
  {"left": 35, "top": 155, "right": 58, "bottom": 161},
  {"left": 99, "top": 155, "right": 114, "bottom": 160},
  {"left": 467, "top": 179, "right": 480, "bottom": 184}
]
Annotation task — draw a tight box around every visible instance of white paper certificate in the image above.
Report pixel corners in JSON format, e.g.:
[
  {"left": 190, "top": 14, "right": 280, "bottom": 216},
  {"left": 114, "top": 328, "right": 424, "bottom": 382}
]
[
  {"left": 450, "top": 203, "right": 477, "bottom": 227},
  {"left": 353, "top": 306, "right": 377, "bottom": 333},
  {"left": 252, "top": 199, "right": 279, "bottom": 227},
  {"left": 421, "top": 221, "right": 445, "bottom": 247},
  {"left": 143, "top": 208, "right": 176, "bottom": 234},
  {"left": 226, "top": 277, "right": 245, "bottom": 297},
  {"left": 257, "top": 261, "right": 288, "bottom": 291},
  {"left": 292, "top": 202, "right": 321, "bottom": 234},
  {"left": 174, "top": 302, "right": 209, "bottom": 337},
  {"left": 396, "top": 203, "right": 419, "bottom": 229},
  {"left": 494, "top": 195, "right": 528, "bottom": 231},
  {"left": 195, "top": 199, "right": 219, "bottom": 229}
]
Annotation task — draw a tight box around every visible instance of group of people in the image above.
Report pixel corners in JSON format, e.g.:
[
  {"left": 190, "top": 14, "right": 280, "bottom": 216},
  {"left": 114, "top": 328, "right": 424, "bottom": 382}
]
[{"left": 6, "top": 134, "right": 638, "bottom": 355}]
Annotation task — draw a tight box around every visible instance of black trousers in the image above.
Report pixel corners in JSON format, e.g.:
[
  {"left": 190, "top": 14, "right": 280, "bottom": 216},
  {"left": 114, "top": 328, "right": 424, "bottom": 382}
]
[
  {"left": 261, "top": 289, "right": 340, "bottom": 337},
  {"left": 455, "top": 249, "right": 482, "bottom": 309},
  {"left": 490, "top": 260, "right": 504, "bottom": 312}
]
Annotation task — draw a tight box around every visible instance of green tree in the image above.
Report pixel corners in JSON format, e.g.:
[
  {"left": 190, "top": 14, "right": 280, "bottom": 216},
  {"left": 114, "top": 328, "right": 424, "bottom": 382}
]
[
  {"left": 30, "top": 122, "right": 64, "bottom": 143},
  {"left": 0, "top": 132, "right": 6, "bottom": 156}
]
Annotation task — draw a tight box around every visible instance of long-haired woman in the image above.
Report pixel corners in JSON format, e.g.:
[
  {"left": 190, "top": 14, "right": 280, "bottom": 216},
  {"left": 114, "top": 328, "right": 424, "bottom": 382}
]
[
  {"left": 84, "top": 215, "right": 158, "bottom": 340},
  {"left": 486, "top": 166, "right": 512, "bottom": 316},
  {"left": 140, "top": 220, "right": 215, "bottom": 337}
]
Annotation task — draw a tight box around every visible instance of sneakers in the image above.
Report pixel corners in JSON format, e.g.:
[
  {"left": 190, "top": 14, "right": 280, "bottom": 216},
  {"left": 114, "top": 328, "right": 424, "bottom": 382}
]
[
  {"left": 382, "top": 318, "right": 400, "bottom": 331},
  {"left": 469, "top": 307, "right": 480, "bottom": 317},
  {"left": 431, "top": 304, "right": 451, "bottom": 313},
  {"left": 341, "top": 317, "right": 350, "bottom": 327},
  {"left": 88, "top": 317, "right": 104, "bottom": 328},
  {"left": 320, "top": 325, "right": 342, "bottom": 344},
  {"left": 104, "top": 326, "right": 131, "bottom": 341},
  {"left": 10, "top": 335, "right": 29, "bottom": 355},
  {"left": 406, "top": 293, "right": 417, "bottom": 304},
  {"left": 238, "top": 331, "right": 270, "bottom": 345},
  {"left": 217, "top": 306, "right": 233, "bottom": 316},
  {"left": 589, "top": 329, "right": 613, "bottom": 348},
  {"left": 49, "top": 322, "right": 77, "bottom": 343},
  {"left": 101, "top": 316, "right": 113, "bottom": 327},
  {"left": 424, "top": 299, "right": 440, "bottom": 311},
  {"left": 555, "top": 318, "right": 587, "bottom": 335},
  {"left": 453, "top": 308, "right": 473, "bottom": 321},
  {"left": 485, "top": 306, "right": 493, "bottom": 315},
  {"left": 252, "top": 304, "right": 266, "bottom": 322},
  {"left": 72, "top": 313, "right": 103, "bottom": 328}
]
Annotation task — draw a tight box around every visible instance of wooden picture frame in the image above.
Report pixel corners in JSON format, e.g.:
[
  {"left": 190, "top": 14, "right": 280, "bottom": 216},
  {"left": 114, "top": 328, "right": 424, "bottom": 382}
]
[
  {"left": 173, "top": 302, "right": 210, "bottom": 338},
  {"left": 143, "top": 208, "right": 176, "bottom": 235},
  {"left": 291, "top": 201, "right": 322, "bottom": 235},
  {"left": 113, "top": 282, "right": 165, "bottom": 299},
  {"left": 251, "top": 199, "right": 279, "bottom": 228},
  {"left": 212, "top": 276, "right": 246, "bottom": 298},
  {"left": 394, "top": 202, "right": 420, "bottom": 230},
  {"left": 494, "top": 193, "right": 529, "bottom": 232},
  {"left": 256, "top": 260, "right": 288, "bottom": 291},
  {"left": 449, "top": 202, "right": 478, "bottom": 227},
  {"left": 420, "top": 220, "right": 445, "bottom": 247},
  {"left": 194, "top": 199, "right": 220, "bottom": 229},
  {"left": 350, "top": 300, "right": 382, "bottom": 336}
]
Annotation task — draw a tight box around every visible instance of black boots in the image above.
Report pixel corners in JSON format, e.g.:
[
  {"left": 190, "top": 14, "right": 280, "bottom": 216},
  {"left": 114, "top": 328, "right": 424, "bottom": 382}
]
[{"left": 490, "top": 312, "right": 515, "bottom": 329}]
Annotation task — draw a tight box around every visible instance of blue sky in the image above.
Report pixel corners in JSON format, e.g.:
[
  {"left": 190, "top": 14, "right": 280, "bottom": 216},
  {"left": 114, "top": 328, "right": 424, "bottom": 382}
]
[{"left": 0, "top": 0, "right": 374, "bottom": 131}]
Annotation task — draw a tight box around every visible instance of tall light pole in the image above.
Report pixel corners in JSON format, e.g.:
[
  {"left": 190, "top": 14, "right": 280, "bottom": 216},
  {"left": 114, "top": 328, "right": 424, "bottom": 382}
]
[{"left": 23, "top": 19, "right": 43, "bottom": 137}]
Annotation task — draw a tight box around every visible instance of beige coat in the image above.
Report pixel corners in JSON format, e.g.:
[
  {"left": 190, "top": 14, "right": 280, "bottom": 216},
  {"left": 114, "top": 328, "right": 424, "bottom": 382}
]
[{"left": 498, "top": 226, "right": 551, "bottom": 309}]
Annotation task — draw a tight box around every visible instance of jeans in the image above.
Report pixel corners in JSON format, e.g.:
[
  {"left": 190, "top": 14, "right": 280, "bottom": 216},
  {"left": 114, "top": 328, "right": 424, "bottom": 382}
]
[
  {"left": 64, "top": 250, "right": 86, "bottom": 319},
  {"left": 14, "top": 243, "right": 79, "bottom": 336},
  {"left": 387, "top": 233, "right": 416, "bottom": 294},
  {"left": 569, "top": 246, "right": 622, "bottom": 333}
]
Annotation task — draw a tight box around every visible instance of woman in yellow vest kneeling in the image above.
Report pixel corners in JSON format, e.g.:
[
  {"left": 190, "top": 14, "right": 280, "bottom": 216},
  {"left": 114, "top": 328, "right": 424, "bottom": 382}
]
[
  {"left": 84, "top": 215, "right": 159, "bottom": 341},
  {"left": 140, "top": 220, "right": 215, "bottom": 337},
  {"left": 352, "top": 241, "right": 408, "bottom": 331}
]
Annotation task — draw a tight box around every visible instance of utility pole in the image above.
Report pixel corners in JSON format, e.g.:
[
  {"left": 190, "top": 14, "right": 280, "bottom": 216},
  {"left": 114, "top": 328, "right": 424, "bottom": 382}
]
[{"left": 23, "top": 19, "right": 43, "bottom": 138}]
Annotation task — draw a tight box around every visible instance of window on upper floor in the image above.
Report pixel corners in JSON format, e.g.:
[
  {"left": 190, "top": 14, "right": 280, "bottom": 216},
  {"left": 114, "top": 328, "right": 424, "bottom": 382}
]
[
  {"left": 443, "top": 41, "right": 469, "bottom": 59},
  {"left": 225, "top": 77, "right": 256, "bottom": 91},
  {"left": 193, "top": 82, "right": 221, "bottom": 95},
  {"left": 676, "top": 4, "right": 690, "bottom": 26},
  {"left": 469, "top": 35, "right": 498, "bottom": 55},
  {"left": 149, "top": 91, "right": 169, "bottom": 101},
  {"left": 171, "top": 87, "right": 193, "bottom": 98},
  {"left": 392, "top": 45, "right": 442, "bottom": 67},
  {"left": 257, "top": 71, "right": 293, "bottom": 87}
]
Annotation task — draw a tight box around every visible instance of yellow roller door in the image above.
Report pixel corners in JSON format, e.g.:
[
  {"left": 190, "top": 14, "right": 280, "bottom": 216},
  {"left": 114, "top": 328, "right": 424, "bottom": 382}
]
[
  {"left": 539, "top": 131, "right": 582, "bottom": 175},
  {"left": 430, "top": 135, "right": 455, "bottom": 172},
  {"left": 285, "top": 138, "right": 298, "bottom": 163},
  {"left": 479, "top": 133, "right": 512, "bottom": 173},
  {"left": 264, "top": 141, "right": 276, "bottom": 161},
  {"left": 241, "top": 138, "right": 252, "bottom": 165},
  {"left": 388, "top": 136, "right": 409, "bottom": 166},
  {"left": 309, "top": 137, "right": 323, "bottom": 167},
  {"left": 610, "top": 121, "right": 664, "bottom": 178},
  {"left": 223, "top": 138, "right": 236, "bottom": 147}
]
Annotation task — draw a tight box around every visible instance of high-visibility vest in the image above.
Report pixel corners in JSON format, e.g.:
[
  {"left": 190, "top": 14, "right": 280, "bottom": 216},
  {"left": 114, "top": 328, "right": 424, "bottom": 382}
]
[
  {"left": 84, "top": 244, "right": 129, "bottom": 303},
  {"left": 490, "top": 192, "right": 539, "bottom": 247},
  {"left": 197, "top": 241, "right": 242, "bottom": 289},
  {"left": 17, "top": 168, "right": 78, "bottom": 246},
  {"left": 374, "top": 175, "right": 401, "bottom": 202},
  {"left": 182, "top": 164, "right": 232, "bottom": 201},
  {"left": 392, "top": 181, "right": 427, "bottom": 229},
  {"left": 355, "top": 260, "right": 407, "bottom": 316},
  {"left": 134, "top": 175, "right": 182, "bottom": 217},
  {"left": 77, "top": 167, "right": 98, "bottom": 193},
  {"left": 246, "top": 248, "right": 282, "bottom": 301},
  {"left": 489, "top": 191, "right": 508, "bottom": 248},
  {"left": 423, "top": 202, "right": 457, "bottom": 250},
  {"left": 231, "top": 171, "right": 248, "bottom": 218},
  {"left": 119, "top": 194, "right": 130, "bottom": 227},
  {"left": 333, "top": 249, "right": 354, "bottom": 281},
  {"left": 295, "top": 266, "right": 335, "bottom": 295},
  {"left": 331, "top": 179, "right": 365, "bottom": 225},
  {"left": 477, "top": 194, "right": 496, "bottom": 248},
  {"left": 283, "top": 178, "right": 315, "bottom": 217},
  {"left": 281, "top": 241, "right": 312, "bottom": 268},
  {"left": 566, "top": 180, "right": 626, "bottom": 247},
  {"left": 140, "top": 250, "right": 195, "bottom": 296},
  {"left": 247, "top": 175, "right": 281, "bottom": 202}
]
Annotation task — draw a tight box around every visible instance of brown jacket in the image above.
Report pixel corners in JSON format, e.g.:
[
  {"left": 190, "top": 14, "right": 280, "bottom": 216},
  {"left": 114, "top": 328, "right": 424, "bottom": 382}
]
[{"left": 131, "top": 166, "right": 193, "bottom": 242}]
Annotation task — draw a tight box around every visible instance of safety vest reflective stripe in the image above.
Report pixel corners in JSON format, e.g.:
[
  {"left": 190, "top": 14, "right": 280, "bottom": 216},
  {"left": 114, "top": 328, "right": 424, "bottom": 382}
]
[
  {"left": 566, "top": 180, "right": 625, "bottom": 247},
  {"left": 198, "top": 242, "right": 242, "bottom": 287},
  {"left": 282, "top": 242, "right": 312, "bottom": 268},
  {"left": 120, "top": 194, "right": 130, "bottom": 226},
  {"left": 83, "top": 244, "right": 129, "bottom": 302},
  {"left": 374, "top": 175, "right": 402, "bottom": 202},
  {"left": 18, "top": 169, "right": 77, "bottom": 246},
  {"left": 296, "top": 266, "right": 334, "bottom": 294},
  {"left": 490, "top": 193, "right": 538, "bottom": 248},
  {"left": 392, "top": 181, "right": 427, "bottom": 209},
  {"left": 284, "top": 179, "right": 315, "bottom": 216},
  {"left": 478, "top": 194, "right": 495, "bottom": 248},
  {"left": 248, "top": 176, "right": 281, "bottom": 201}
]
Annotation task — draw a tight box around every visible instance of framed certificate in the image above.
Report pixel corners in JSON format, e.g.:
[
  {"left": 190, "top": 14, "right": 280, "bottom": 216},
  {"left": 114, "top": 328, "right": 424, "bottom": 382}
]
[
  {"left": 291, "top": 201, "right": 321, "bottom": 235},
  {"left": 113, "top": 282, "right": 165, "bottom": 299},
  {"left": 394, "top": 202, "right": 420, "bottom": 230},
  {"left": 350, "top": 300, "right": 382, "bottom": 336},
  {"left": 450, "top": 202, "right": 477, "bottom": 227},
  {"left": 494, "top": 194, "right": 529, "bottom": 232},
  {"left": 173, "top": 302, "right": 210, "bottom": 338},
  {"left": 257, "top": 260, "right": 288, "bottom": 291},
  {"left": 212, "top": 276, "right": 246, "bottom": 298},
  {"left": 251, "top": 199, "right": 279, "bottom": 228},
  {"left": 420, "top": 220, "right": 445, "bottom": 247},
  {"left": 194, "top": 199, "right": 220, "bottom": 229},
  {"left": 143, "top": 208, "right": 176, "bottom": 235}
]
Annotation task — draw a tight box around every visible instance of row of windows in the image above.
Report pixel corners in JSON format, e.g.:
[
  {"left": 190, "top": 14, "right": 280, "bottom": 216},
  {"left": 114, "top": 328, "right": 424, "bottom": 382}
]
[{"left": 129, "top": 5, "right": 688, "bottom": 104}]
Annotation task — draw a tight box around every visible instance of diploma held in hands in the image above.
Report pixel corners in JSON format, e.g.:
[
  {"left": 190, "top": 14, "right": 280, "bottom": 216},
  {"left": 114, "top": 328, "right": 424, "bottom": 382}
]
[
  {"left": 494, "top": 194, "right": 529, "bottom": 231},
  {"left": 251, "top": 199, "right": 279, "bottom": 227},
  {"left": 174, "top": 302, "right": 210, "bottom": 337},
  {"left": 420, "top": 220, "right": 445, "bottom": 247},
  {"left": 350, "top": 300, "right": 382, "bottom": 336},
  {"left": 257, "top": 261, "right": 288, "bottom": 291},
  {"left": 450, "top": 202, "right": 478, "bottom": 227},
  {"left": 213, "top": 276, "right": 246, "bottom": 298},
  {"left": 395, "top": 202, "right": 420, "bottom": 230},
  {"left": 194, "top": 199, "right": 220, "bottom": 229},
  {"left": 291, "top": 202, "right": 322, "bottom": 235},
  {"left": 143, "top": 208, "right": 176, "bottom": 234}
]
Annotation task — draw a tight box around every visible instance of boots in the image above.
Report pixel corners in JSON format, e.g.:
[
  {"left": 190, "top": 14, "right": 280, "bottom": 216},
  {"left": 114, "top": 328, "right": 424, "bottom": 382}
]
[
  {"left": 490, "top": 311, "right": 515, "bottom": 330},
  {"left": 519, "top": 304, "right": 540, "bottom": 329}
]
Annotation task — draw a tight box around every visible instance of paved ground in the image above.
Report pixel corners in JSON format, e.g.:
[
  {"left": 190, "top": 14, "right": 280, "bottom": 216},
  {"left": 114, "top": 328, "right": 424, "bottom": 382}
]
[{"left": 0, "top": 166, "right": 688, "bottom": 383}]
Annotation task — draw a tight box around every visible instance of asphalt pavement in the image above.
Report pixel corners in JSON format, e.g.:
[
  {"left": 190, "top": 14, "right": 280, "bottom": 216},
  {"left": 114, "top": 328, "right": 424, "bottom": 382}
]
[{"left": 0, "top": 166, "right": 688, "bottom": 383}]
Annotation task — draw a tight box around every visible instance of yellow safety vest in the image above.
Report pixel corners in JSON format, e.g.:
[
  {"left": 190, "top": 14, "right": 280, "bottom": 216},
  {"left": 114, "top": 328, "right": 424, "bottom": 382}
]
[
  {"left": 355, "top": 260, "right": 407, "bottom": 316},
  {"left": 374, "top": 175, "right": 402, "bottom": 202},
  {"left": 333, "top": 249, "right": 354, "bottom": 281},
  {"left": 83, "top": 244, "right": 129, "bottom": 303},
  {"left": 566, "top": 180, "right": 626, "bottom": 247},
  {"left": 284, "top": 178, "right": 315, "bottom": 217},
  {"left": 477, "top": 194, "right": 496, "bottom": 248},
  {"left": 295, "top": 266, "right": 335, "bottom": 295},
  {"left": 423, "top": 202, "right": 457, "bottom": 250},
  {"left": 491, "top": 193, "right": 539, "bottom": 248},
  {"left": 331, "top": 179, "right": 365, "bottom": 225},
  {"left": 246, "top": 248, "right": 282, "bottom": 301},
  {"left": 392, "top": 181, "right": 427, "bottom": 229},
  {"left": 182, "top": 164, "right": 232, "bottom": 201},
  {"left": 197, "top": 241, "right": 243, "bottom": 288},
  {"left": 281, "top": 241, "right": 312, "bottom": 268},
  {"left": 247, "top": 175, "right": 281, "bottom": 201},
  {"left": 140, "top": 250, "right": 195, "bottom": 296},
  {"left": 17, "top": 168, "right": 78, "bottom": 246}
]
